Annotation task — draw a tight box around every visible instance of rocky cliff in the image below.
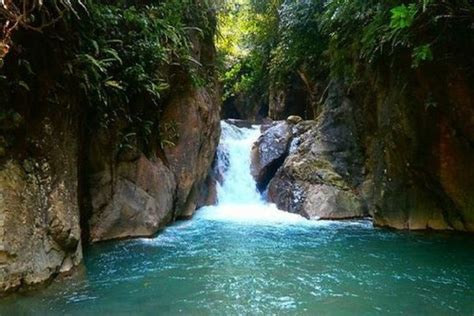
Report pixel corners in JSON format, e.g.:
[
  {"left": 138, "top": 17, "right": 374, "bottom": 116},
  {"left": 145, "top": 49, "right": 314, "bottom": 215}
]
[
  {"left": 0, "top": 3, "right": 221, "bottom": 294},
  {"left": 0, "top": 28, "right": 86, "bottom": 293},
  {"left": 360, "top": 65, "right": 474, "bottom": 231},
  {"left": 87, "top": 85, "right": 220, "bottom": 242},
  {"left": 254, "top": 72, "right": 474, "bottom": 231}
]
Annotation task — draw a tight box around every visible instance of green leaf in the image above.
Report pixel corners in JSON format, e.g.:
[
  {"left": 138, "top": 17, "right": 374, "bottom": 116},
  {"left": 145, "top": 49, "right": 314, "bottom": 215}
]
[
  {"left": 103, "top": 48, "right": 123, "bottom": 65},
  {"left": 18, "top": 81, "right": 30, "bottom": 91},
  {"left": 390, "top": 4, "right": 418, "bottom": 30},
  {"left": 105, "top": 80, "right": 124, "bottom": 90},
  {"left": 412, "top": 44, "right": 433, "bottom": 68}
]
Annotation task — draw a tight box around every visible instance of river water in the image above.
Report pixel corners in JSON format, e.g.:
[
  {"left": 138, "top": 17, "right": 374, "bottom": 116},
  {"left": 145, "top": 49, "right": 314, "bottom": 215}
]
[{"left": 1, "top": 121, "right": 473, "bottom": 315}]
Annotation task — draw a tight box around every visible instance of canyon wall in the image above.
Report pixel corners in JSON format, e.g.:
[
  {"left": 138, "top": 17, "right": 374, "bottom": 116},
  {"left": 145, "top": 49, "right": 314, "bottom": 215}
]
[
  {"left": 255, "top": 67, "right": 474, "bottom": 231},
  {"left": 0, "top": 6, "right": 221, "bottom": 294},
  {"left": 87, "top": 84, "right": 220, "bottom": 242}
]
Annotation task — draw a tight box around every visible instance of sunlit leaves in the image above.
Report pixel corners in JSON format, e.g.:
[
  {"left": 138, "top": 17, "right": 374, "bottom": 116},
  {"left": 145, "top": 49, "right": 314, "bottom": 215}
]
[{"left": 390, "top": 4, "right": 417, "bottom": 29}]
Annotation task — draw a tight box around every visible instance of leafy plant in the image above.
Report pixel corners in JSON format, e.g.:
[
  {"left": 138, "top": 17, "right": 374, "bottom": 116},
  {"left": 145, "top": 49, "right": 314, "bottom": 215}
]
[
  {"left": 390, "top": 4, "right": 417, "bottom": 29},
  {"left": 412, "top": 44, "right": 433, "bottom": 67},
  {"left": 0, "top": 0, "right": 217, "bottom": 156}
]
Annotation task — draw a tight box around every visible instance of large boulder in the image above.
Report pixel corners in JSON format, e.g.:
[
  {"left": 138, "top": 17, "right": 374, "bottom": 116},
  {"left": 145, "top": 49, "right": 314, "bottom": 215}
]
[
  {"left": 251, "top": 121, "right": 293, "bottom": 190},
  {"left": 268, "top": 156, "right": 364, "bottom": 220},
  {"left": 267, "top": 82, "right": 366, "bottom": 220}
]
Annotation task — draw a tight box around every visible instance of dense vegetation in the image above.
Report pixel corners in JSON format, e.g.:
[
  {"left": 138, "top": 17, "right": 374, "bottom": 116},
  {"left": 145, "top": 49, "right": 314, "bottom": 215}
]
[
  {"left": 0, "top": 0, "right": 216, "bottom": 155},
  {"left": 218, "top": 0, "right": 474, "bottom": 115},
  {"left": 2, "top": 0, "right": 473, "bottom": 129}
]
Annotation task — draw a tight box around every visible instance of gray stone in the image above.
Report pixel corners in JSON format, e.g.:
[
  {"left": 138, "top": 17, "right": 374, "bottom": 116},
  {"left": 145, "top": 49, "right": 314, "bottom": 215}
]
[
  {"left": 251, "top": 121, "right": 292, "bottom": 190},
  {"left": 267, "top": 82, "right": 366, "bottom": 220}
]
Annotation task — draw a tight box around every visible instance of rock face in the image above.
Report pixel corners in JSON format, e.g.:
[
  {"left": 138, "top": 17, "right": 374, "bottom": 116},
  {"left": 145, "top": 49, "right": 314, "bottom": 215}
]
[
  {"left": 264, "top": 83, "right": 366, "bottom": 220},
  {"left": 0, "top": 104, "right": 82, "bottom": 294},
  {"left": 87, "top": 86, "right": 221, "bottom": 242},
  {"left": 361, "top": 67, "right": 474, "bottom": 231},
  {"left": 259, "top": 73, "right": 474, "bottom": 231},
  {"left": 162, "top": 88, "right": 221, "bottom": 218},
  {"left": 0, "top": 15, "right": 221, "bottom": 295}
]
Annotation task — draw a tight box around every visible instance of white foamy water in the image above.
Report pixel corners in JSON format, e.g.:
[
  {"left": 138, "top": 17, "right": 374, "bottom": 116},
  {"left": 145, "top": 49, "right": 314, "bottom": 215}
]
[{"left": 196, "top": 121, "right": 311, "bottom": 225}]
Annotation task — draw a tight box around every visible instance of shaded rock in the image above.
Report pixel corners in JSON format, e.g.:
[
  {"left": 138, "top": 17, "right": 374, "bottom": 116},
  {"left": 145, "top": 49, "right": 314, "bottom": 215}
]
[
  {"left": 89, "top": 155, "right": 176, "bottom": 242},
  {"left": 162, "top": 87, "right": 221, "bottom": 218},
  {"left": 0, "top": 111, "right": 82, "bottom": 294},
  {"left": 251, "top": 121, "right": 292, "bottom": 190},
  {"left": 268, "top": 82, "right": 366, "bottom": 220},
  {"left": 269, "top": 88, "right": 287, "bottom": 120},
  {"left": 224, "top": 119, "right": 254, "bottom": 129},
  {"left": 268, "top": 74, "right": 315, "bottom": 120},
  {"left": 363, "top": 68, "right": 474, "bottom": 231},
  {"left": 221, "top": 92, "right": 268, "bottom": 121}
]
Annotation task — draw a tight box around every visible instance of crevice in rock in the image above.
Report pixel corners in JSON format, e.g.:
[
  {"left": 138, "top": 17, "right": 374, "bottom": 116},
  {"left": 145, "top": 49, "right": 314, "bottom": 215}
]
[{"left": 256, "top": 154, "right": 287, "bottom": 192}]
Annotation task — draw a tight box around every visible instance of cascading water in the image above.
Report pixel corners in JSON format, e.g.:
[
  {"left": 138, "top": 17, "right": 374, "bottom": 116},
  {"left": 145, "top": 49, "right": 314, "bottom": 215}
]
[
  {"left": 197, "top": 121, "right": 307, "bottom": 224},
  {"left": 1, "top": 121, "right": 472, "bottom": 315},
  {"left": 215, "top": 121, "right": 263, "bottom": 204}
]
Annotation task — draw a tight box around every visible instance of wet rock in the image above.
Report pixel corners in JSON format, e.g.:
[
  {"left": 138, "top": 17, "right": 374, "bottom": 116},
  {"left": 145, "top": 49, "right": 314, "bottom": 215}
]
[
  {"left": 267, "top": 82, "right": 366, "bottom": 220},
  {"left": 251, "top": 121, "right": 293, "bottom": 190},
  {"left": 268, "top": 76, "right": 315, "bottom": 120}
]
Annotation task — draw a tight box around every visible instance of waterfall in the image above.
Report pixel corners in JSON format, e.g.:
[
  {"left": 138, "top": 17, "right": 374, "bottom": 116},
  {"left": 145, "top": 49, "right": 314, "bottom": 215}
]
[
  {"left": 197, "top": 121, "right": 308, "bottom": 224},
  {"left": 215, "top": 121, "right": 263, "bottom": 205}
]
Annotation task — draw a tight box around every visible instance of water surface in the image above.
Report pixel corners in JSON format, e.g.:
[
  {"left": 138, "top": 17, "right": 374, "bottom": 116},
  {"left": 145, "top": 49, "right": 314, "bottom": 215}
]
[{"left": 1, "top": 122, "right": 472, "bottom": 315}]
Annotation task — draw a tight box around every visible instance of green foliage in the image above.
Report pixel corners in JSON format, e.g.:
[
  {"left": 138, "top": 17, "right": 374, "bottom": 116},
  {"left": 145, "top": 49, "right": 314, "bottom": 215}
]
[
  {"left": 76, "top": 0, "right": 216, "bottom": 153},
  {"left": 217, "top": 0, "right": 473, "bottom": 113},
  {"left": 320, "top": 0, "right": 474, "bottom": 77},
  {"left": 390, "top": 4, "right": 417, "bottom": 29},
  {"left": 217, "top": 0, "right": 281, "bottom": 102},
  {"left": 75, "top": 1, "right": 213, "bottom": 123},
  {"left": 0, "top": 0, "right": 217, "bottom": 155},
  {"left": 412, "top": 44, "right": 433, "bottom": 68}
]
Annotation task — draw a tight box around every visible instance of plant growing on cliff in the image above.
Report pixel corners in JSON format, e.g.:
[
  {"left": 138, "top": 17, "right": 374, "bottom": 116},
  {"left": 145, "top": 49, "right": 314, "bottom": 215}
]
[
  {"left": 1, "top": 0, "right": 217, "bottom": 156},
  {"left": 0, "top": 0, "right": 86, "bottom": 64}
]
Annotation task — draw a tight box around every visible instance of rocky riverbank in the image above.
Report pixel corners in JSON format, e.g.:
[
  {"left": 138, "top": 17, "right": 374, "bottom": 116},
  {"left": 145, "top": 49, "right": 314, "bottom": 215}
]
[{"left": 251, "top": 79, "right": 474, "bottom": 232}]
